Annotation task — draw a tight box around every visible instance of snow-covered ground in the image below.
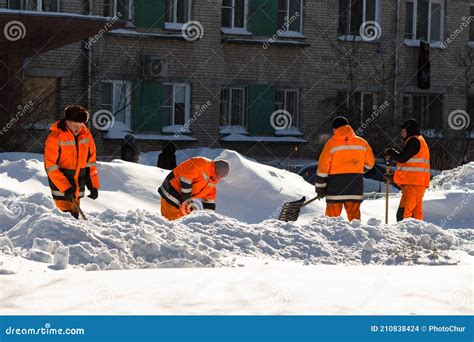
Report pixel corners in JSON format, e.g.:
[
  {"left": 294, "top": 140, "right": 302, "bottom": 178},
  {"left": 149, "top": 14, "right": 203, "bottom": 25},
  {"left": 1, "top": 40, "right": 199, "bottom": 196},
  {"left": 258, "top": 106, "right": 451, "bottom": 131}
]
[{"left": 0, "top": 150, "right": 473, "bottom": 315}]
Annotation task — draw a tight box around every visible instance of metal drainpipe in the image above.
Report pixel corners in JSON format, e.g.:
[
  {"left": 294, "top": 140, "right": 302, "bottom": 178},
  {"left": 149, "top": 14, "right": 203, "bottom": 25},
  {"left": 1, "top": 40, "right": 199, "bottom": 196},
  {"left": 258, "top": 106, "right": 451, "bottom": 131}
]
[
  {"left": 393, "top": 0, "right": 401, "bottom": 121},
  {"left": 87, "top": 0, "right": 93, "bottom": 110}
]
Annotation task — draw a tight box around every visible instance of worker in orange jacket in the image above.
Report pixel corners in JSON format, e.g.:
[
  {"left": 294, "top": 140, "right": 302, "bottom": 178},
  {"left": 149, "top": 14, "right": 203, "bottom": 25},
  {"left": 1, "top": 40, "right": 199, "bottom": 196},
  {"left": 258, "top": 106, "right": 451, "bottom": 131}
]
[
  {"left": 384, "top": 118, "right": 430, "bottom": 221},
  {"left": 158, "top": 157, "right": 230, "bottom": 220},
  {"left": 315, "top": 116, "right": 375, "bottom": 221},
  {"left": 44, "top": 105, "right": 100, "bottom": 219}
]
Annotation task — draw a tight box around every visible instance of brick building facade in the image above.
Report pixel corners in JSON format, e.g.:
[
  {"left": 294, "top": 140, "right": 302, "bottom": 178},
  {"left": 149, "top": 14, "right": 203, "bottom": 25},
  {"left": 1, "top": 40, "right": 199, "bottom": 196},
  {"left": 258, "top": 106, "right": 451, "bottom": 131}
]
[{"left": 1, "top": 0, "right": 473, "bottom": 167}]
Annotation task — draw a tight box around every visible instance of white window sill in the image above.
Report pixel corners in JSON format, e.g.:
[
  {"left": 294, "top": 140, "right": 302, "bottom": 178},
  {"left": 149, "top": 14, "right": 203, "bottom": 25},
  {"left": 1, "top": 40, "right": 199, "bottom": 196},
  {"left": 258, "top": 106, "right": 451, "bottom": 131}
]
[
  {"left": 278, "top": 31, "right": 305, "bottom": 39},
  {"left": 162, "top": 125, "right": 191, "bottom": 134},
  {"left": 337, "top": 35, "right": 380, "bottom": 43},
  {"left": 404, "top": 39, "right": 444, "bottom": 49},
  {"left": 221, "top": 27, "right": 252, "bottom": 36},
  {"left": 275, "top": 128, "right": 303, "bottom": 136},
  {"left": 469, "top": 42, "right": 474, "bottom": 49},
  {"left": 164, "top": 22, "right": 186, "bottom": 30},
  {"left": 421, "top": 129, "right": 443, "bottom": 138},
  {"left": 219, "top": 125, "right": 249, "bottom": 135}
]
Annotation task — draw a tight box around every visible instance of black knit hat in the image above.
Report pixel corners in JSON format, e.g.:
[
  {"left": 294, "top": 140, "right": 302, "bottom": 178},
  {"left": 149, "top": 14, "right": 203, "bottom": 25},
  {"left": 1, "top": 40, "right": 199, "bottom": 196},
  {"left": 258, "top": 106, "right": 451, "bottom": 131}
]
[
  {"left": 65, "top": 105, "right": 89, "bottom": 123},
  {"left": 401, "top": 118, "right": 421, "bottom": 137},
  {"left": 332, "top": 116, "right": 349, "bottom": 129},
  {"left": 400, "top": 118, "right": 419, "bottom": 130}
]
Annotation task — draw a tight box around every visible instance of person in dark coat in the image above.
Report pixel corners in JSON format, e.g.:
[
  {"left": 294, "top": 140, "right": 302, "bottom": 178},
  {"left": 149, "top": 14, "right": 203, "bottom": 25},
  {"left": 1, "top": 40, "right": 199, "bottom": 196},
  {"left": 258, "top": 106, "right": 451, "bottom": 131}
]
[
  {"left": 157, "top": 141, "right": 177, "bottom": 170},
  {"left": 121, "top": 134, "right": 140, "bottom": 163}
]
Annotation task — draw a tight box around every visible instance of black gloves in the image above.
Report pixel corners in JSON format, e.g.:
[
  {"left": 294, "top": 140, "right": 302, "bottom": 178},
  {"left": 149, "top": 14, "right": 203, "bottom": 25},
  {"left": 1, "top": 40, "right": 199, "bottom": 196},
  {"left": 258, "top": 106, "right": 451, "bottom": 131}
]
[
  {"left": 316, "top": 187, "right": 327, "bottom": 199},
  {"left": 64, "top": 187, "right": 76, "bottom": 201},
  {"left": 384, "top": 148, "right": 398, "bottom": 160},
  {"left": 88, "top": 188, "right": 99, "bottom": 200}
]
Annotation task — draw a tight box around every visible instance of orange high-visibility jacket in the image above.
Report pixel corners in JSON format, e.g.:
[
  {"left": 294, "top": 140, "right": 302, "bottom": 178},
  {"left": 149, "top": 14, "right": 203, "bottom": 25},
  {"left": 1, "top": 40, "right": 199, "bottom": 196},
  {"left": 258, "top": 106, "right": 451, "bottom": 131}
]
[
  {"left": 44, "top": 119, "right": 99, "bottom": 200},
  {"left": 158, "top": 157, "right": 219, "bottom": 210},
  {"left": 315, "top": 125, "right": 375, "bottom": 203},
  {"left": 394, "top": 135, "right": 430, "bottom": 187}
]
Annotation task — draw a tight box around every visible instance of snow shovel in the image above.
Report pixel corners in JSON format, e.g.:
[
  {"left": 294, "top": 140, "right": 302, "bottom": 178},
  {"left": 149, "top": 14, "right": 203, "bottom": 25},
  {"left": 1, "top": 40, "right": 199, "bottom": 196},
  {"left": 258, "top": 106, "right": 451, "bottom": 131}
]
[
  {"left": 278, "top": 196, "right": 321, "bottom": 222},
  {"left": 384, "top": 159, "right": 390, "bottom": 224},
  {"left": 72, "top": 199, "right": 88, "bottom": 221}
]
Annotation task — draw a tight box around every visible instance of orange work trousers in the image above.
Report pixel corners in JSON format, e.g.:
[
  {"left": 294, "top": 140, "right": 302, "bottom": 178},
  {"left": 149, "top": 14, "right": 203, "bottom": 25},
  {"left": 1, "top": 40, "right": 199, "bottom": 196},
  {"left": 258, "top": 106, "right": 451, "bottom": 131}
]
[
  {"left": 397, "top": 185, "right": 426, "bottom": 221},
  {"left": 54, "top": 199, "right": 80, "bottom": 219},
  {"left": 326, "top": 202, "right": 361, "bottom": 221},
  {"left": 161, "top": 198, "right": 186, "bottom": 221}
]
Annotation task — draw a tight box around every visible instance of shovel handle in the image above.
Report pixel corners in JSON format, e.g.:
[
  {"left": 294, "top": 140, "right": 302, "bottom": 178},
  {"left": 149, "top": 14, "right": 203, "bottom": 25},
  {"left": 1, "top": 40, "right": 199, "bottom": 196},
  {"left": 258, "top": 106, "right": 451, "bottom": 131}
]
[
  {"left": 72, "top": 199, "right": 88, "bottom": 221},
  {"left": 302, "top": 195, "right": 321, "bottom": 208}
]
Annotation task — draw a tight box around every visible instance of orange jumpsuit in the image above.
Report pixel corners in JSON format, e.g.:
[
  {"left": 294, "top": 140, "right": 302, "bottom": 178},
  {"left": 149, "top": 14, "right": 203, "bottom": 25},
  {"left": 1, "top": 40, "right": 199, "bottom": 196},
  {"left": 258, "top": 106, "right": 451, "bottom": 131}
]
[
  {"left": 315, "top": 125, "right": 375, "bottom": 221},
  {"left": 44, "top": 120, "right": 99, "bottom": 217},
  {"left": 158, "top": 157, "right": 219, "bottom": 220}
]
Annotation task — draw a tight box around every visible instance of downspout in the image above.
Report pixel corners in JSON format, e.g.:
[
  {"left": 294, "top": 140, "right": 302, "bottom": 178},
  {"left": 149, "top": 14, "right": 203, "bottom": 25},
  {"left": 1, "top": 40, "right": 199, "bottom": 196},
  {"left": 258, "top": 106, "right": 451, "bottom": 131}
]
[
  {"left": 87, "top": 0, "right": 93, "bottom": 109},
  {"left": 393, "top": 0, "right": 401, "bottom": 122}
]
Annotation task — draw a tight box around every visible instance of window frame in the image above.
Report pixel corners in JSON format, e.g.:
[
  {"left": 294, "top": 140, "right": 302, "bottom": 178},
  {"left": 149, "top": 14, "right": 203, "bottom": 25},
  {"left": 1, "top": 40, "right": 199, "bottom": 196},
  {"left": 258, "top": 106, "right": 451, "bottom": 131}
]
[
  {"left": 405, "top": 0, "right": 445, "bottom": 44},
  {"left": 402, "top": 93, "right": 444, "bottom": 131},
  {"left": 277, "top": 0, "right": 304, "bottom": 37},
  {"left": 101, "top": 80, "right": 132, "bottom": 129},
  {"left": 164, "top": 0, "right": 193, "bottom": 30},
  {"left": 469, "top": 4, "right": 474, "bottom": 48},
  {"left": 337, "top": 0, "right": 381, "bottom": 41},
  {"left": 103, "top": 0, "right": 133, "bottom": 21},
  {"left": 162, "top": 82, "right": 191, "bottom": 130},
  {"left": 221, "top": 0, "right": 250, "bottom": 35},
  {"left": 220, "top": 86, "right": 248, "bottom": 129},
  {"left": 7, "top": 0, "right": 60, "bottom": 12},
  {"left": 338, "top": 91, "right": 378, "bottom": 128},
  {"left": 275, "top": 88, "right": 301, "bottom": 129}
]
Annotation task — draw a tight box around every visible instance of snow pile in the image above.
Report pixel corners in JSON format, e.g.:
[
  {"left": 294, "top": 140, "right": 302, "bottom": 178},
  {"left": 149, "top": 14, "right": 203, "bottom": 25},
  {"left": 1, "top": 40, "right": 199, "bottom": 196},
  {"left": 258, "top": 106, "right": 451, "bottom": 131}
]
[
  {"left": 430, "top": 162, "right": 474, "bottom": 191},
  {"left": 0, "top": 191, "right": 472, "bottom": 273}
]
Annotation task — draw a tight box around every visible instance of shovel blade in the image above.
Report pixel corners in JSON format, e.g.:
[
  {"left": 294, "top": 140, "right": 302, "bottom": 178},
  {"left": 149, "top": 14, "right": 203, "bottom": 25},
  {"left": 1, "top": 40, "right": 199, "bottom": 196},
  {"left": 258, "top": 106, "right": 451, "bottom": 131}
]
[{"left": 278, "top": 196, "right": 306, "bottom": 222}]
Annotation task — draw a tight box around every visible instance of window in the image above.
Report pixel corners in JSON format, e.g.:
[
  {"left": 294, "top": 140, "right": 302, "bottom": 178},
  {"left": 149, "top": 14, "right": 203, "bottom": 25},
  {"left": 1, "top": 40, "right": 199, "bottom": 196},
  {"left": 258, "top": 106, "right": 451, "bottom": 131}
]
[
  {"left": 275, "top": 89, "right": 300, "bottom": 128},
  {"left": 337, "top": 91, "right": 377, "bottom": 128},
  {"left": 222, "top": 0, "right": 248, "bottom": 31},
  {"left": 220, "top": 87, "right": 247, "bottom": 127},
  {"left": 405, "top": 0, "right": 444, "bottom": 42},
  {"left": 338, "top": 0, "right": 379, "bottom": 37},
  {"left": 165, "top": 0, "right": 192, "bottom": 29},
  {"left": 277, "top": 0, "right": 303, "bottom": 34},
  {"left": 101, "top": 80, "right": 132, "bottom": 128},
  {"left": 402, "top": 93, "right": 443, "bottom": 130},
  {"left": 103, "top": 0, "right": 130, "bottom": 19},
  {"left": 162, "top": 83, "right": 191, "bottom": 127},
  {"left": 8, "top": 0, "right": 59, "bottom": 11}
]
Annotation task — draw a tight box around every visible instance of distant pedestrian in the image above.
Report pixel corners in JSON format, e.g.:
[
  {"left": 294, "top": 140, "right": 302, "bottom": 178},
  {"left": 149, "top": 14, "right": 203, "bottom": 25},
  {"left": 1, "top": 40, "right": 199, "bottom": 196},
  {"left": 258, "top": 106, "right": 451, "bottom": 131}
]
[
  {"left": 121, "top": 134, "right": 140, "bottom": 163},
  {"left": 157, "top": 141, "right": 177, "bottom": 170}
]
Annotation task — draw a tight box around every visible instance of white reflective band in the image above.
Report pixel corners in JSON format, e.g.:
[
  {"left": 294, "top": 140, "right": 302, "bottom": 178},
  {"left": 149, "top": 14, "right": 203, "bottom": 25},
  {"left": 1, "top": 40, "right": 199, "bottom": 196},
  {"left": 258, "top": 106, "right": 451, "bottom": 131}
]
[
  {"left": 160, "top": 187, "right": 180, "bottom": 206},
  {"left": 78, "top": 192, "right": 84, "bottom": 196},
  {"left": 79, "top": 138, "right": 90, "bottom": 144},
  {"left": 46, "top": 165, "right": 59, "bottom": 174},
  {"left": 316, "top": 172, "right": 328, "bottom": 178},
  {"left": 51, "top": 190, "right": 65, "bottom": 196},
  {"left": 396, "top": 166, "right": 430, "bottom": 173},
  {"left": 202, "top": 173, "right": 209, "bottom": 181},
  {"left": 315, "top": 183, "right": 327, "bottom": 188},
  {"left": 364, "top": 164, "right": 374, "bottom": 169},
  {"left": 202, "top": 199, "right": 216, "bottom": 204},
  {"left": 181, "top": 187, "right": 192, "bottom": 194},
  {"left": 86, "top": 162, "right": 96, "bottom": 167},
  {"left": 330, "top": 145, "right": 366, "bottom": 154},
  {"left": 59, "top": 140, "right": 75, "bottom": 146},
  {"left": 179, "top": 176, "right": 192, "bottom": 184},
  {"left": 326, "top": 195, "right": 364, "bottom": 200},
  {"left": 407, "top": 158, "right": 430, "bottom": 164}
]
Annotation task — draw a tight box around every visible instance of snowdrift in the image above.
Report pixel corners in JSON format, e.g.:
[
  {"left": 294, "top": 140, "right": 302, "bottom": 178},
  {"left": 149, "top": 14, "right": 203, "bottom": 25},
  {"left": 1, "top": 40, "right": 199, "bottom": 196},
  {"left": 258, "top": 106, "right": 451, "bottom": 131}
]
[{"left": 0, "top": 151, "right": 473, "bottom": 273}]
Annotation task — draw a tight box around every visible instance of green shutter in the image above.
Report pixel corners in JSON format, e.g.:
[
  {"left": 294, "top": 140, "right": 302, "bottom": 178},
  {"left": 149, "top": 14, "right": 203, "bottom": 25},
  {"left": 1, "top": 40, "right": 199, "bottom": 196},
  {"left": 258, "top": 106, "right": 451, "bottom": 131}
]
[
  {"left": 133, "top": 80, "right": 163, "bottom": 132},
  {"left": 251, "top": 0, "right": 278, "bottom": 35},
  {"left": 247, "top": 84, "right": 276, "bottom": 135},
  {"left": 134, "top": 0, "right": 165, "bottom": 28}
]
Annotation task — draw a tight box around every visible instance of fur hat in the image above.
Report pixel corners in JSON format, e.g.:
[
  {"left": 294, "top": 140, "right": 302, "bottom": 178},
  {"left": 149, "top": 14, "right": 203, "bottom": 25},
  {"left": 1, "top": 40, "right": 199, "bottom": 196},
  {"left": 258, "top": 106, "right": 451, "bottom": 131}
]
[{"left": 65, "top": 105, "right": 89, "bottom": 123}]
